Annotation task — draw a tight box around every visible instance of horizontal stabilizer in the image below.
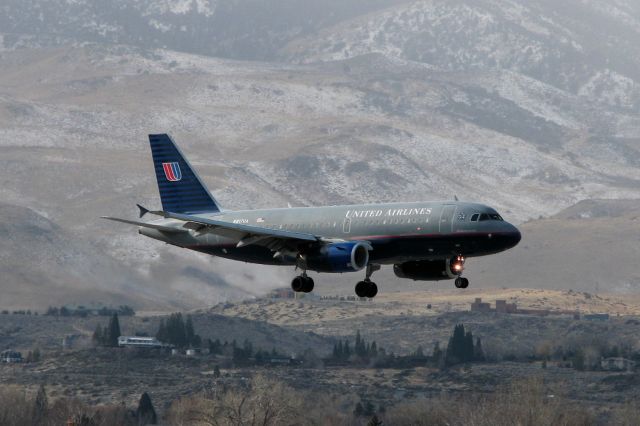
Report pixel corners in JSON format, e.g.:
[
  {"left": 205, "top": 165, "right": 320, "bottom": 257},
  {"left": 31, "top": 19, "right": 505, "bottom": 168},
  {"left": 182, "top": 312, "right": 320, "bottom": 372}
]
[
  {"left": 137, "top": 204, "right": 150, "bottom": 218},
  {"left": 101, "top": 217, "right": 187, "bottom": 233}
]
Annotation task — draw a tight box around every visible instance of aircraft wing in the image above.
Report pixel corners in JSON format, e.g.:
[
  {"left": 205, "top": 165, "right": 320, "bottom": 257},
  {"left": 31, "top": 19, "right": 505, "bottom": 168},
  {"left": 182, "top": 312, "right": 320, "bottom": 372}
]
[{"left": 160, "top": 211, "right": 319, "bottom": 246}]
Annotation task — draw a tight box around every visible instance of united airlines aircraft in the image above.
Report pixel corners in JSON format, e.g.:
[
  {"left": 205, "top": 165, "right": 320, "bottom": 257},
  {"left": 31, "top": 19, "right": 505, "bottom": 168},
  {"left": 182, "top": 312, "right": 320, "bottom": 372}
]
[{"left": 104, "top": 134, "right": 521, "bottom": 298}]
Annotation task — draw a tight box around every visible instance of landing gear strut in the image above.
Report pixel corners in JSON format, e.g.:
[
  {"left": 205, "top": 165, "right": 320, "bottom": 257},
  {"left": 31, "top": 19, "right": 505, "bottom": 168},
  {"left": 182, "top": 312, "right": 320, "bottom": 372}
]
[
  {"left": 355, "top": 264, "right": 380, "bottom": 298},
  {"left": 291, "top": 273, "right": 314, "bottom": 293},
  {"left": 450, "top": 255, "right": 469, "bottom": 289}
]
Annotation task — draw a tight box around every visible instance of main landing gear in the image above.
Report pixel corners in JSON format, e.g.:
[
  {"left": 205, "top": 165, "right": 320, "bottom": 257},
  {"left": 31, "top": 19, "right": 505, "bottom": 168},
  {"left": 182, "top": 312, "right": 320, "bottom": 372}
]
[
  {"left": 291, "top": 273, "right": 314, "bottom": 293},
  {"left": 355, "top": 264, "right": 380, "bottom": 298}
]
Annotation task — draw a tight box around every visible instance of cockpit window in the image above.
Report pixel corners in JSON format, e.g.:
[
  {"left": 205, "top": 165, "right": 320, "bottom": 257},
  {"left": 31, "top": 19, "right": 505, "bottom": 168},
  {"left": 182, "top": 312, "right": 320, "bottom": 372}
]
[
  {"left": 478, "top": 213, "right": 504, "bottom": 221},
  {"left": 470, "top": 213, "right": 479, "bottom": 222}
]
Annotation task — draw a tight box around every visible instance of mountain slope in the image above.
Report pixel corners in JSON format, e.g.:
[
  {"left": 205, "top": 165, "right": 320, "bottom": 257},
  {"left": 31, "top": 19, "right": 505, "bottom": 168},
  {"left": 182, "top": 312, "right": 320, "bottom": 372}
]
[
  {"left": 0, "top": 0, "right": 400, "bottom": 60},
  {"left": 0, "top": 1, "right": 639, "bottom": 307},
  {"left": 281, "top": 0, "right": 640, "bottom": 108}
]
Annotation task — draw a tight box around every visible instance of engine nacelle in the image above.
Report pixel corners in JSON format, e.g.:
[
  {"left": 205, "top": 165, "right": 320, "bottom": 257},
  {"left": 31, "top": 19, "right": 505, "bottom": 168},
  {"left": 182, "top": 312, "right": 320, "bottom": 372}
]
[
  {"left": 303, "top": 241, "right": 370, "bottom": 273},
  {"left": 393, "top": 257, "right": 464, "bottom": 281}
]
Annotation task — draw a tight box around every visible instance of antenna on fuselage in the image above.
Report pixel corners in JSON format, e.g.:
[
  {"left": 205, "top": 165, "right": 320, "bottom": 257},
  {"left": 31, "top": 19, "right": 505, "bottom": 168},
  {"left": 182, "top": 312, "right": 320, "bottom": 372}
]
[{"left": 454, "top": 195, "right": 459, "bottom": 201}]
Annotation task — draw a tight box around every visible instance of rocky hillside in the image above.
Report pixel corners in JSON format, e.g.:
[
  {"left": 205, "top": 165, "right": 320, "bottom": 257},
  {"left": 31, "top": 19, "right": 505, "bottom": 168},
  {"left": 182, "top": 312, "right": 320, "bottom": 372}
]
[{"left": 0, "top": 1, "right": 639, "bottom": 308}]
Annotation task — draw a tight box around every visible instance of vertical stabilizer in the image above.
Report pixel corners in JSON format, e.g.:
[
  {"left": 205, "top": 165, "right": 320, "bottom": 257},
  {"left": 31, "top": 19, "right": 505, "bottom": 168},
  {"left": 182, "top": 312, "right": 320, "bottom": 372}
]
[{"left": 148, "top": 134, "right": 221, "bottom": 214}]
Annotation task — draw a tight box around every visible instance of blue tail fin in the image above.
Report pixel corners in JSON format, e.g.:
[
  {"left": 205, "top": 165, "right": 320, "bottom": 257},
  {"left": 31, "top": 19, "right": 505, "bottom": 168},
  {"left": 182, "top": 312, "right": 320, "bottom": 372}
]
[{"left": 148, "top": 134, "right": 221, "bottom": 214}]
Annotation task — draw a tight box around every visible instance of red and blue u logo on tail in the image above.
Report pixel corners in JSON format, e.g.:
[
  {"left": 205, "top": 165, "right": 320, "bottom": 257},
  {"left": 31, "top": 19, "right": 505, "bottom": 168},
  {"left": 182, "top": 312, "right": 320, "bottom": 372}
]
[{"left": 162, "top": 162, "right": 182, "bottom": 182}]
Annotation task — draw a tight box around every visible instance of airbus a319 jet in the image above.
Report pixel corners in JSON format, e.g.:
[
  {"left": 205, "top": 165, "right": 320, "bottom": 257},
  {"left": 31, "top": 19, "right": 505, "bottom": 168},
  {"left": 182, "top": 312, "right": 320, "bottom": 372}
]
[{"left": 104, "top": 134, "right": 521, "bottom": 298}]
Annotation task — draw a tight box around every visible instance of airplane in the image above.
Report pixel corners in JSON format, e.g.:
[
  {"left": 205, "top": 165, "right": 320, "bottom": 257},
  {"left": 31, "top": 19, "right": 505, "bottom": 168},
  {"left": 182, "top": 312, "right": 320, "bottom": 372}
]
[{"left": 104, "top": 134, "right": 521, "bottom": 298}]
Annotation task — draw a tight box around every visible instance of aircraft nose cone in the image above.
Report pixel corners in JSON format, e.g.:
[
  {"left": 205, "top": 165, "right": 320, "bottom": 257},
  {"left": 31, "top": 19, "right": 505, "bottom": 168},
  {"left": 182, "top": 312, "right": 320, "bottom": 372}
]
[{"left": 505, "top": 224, "right": 521, "bottom": 248}]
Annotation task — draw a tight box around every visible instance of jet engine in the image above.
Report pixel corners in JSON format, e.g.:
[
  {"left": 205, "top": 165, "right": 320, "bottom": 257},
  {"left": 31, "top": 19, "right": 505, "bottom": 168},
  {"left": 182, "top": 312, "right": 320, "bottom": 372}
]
[
  {"left": 393, "top": 256, "right": 465, "bottom": 281},
  {"left": 302, "top": 241, "right": 370, "bottom": 273}
]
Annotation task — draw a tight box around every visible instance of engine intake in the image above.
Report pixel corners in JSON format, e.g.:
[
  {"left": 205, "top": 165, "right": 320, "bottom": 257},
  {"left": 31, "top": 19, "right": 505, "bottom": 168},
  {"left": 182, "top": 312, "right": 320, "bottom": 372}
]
[
  {"left": 303, "top": 241, "right": 370, "bottom": 273},
  {"left": 394, "top": 257, "right": 464, "bottom": 281}
]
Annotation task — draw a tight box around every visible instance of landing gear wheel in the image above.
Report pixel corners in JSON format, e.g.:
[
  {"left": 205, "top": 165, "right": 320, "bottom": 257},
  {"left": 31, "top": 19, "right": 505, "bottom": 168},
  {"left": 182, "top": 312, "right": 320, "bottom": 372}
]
[
  {"left": 366, "top": 282, "right": 378, "bottom": 298},
  {"left": 291, "top": 276, "right": 305, "bottom": 292},
  {"left": 302, "top": 276, "right": 314, "bottom": 293},
  {"left": 455, "top": 277, "right": 469, "bottom": 289},
  {"left": 355, "top": 281, "right": 369, "bottom": 298},
  {"left": 355, "top": 280, "right": 378, "bottom": 298},
  {"left": 291, "top": 275, "right": 315, "bottom": 293}
]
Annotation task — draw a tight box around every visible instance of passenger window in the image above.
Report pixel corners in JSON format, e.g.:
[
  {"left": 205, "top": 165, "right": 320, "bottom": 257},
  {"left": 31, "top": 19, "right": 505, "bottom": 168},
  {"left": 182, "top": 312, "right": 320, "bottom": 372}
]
[{"left": 471, "top": 214, "right": 479, "bottom": 222}]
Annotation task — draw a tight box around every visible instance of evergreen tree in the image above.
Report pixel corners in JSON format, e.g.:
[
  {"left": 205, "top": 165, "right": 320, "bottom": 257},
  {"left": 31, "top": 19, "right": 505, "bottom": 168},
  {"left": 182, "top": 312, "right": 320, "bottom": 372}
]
[
  {"left": 474, "top": 337, "right": 485, "bottom": 362},
  {"left": 363, "top": 401, "right": 375, "bottom": 416},
  {"left": 445, "top": 324, "right": 468, "bottom": 366},
  {"left": 355, "top": 330, "right": 366, "bottom": 357},
  {"left": 463, "top": 331, "right": 474, "bottom": 363},
  {"left": 32, "top": 384, "right": 48, "bottom": 424},
  {"left": 92, "top": 324, "right": 103, "bottom": 345},
  {"left": 344, "top": 340, "right": 351, "bottom": 359},
  {"left": 336, "top": 341, "right": 344, "bottom": 360},
  {"left": 209, "top": 338, "right": 222, "bottom": 355},
  {"left": 107, "top": 313, "right": 121, "bottom": 347},
  {"left": 370, "top": 341, "right": 378, "bottom": 358},
  {"left": 160, "top": 313, "right": 192, "bottom": 348},
  {"left": 367, "top": 415, "right": 383, "bottom": 426},
  {"left": 213, "top": 365, "right": 221, "bottom": 378},
  {"left": 156, "top": 319, "right": 167, "bottom": 343},
  {"left": 185, "top": 316, "right": 195, "bottom": 347},
  {"left": 354, "top": 402, "right": 364, "bottom": 417},
  {"left": 136, "top": 392, "right": 157, "bottom": 425},
  {"left": 333, "top": 342, "right": 339, "bottom": 359},
  {"left": 432, "top": 342, "right": 443, "bottom": 366}
]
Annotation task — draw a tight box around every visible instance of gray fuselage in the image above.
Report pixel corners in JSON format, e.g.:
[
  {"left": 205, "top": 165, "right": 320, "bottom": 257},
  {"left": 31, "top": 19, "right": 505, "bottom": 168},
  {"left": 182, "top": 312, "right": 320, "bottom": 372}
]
[{"left": 139, "top": 201, "right": 521, "bottom": 267}]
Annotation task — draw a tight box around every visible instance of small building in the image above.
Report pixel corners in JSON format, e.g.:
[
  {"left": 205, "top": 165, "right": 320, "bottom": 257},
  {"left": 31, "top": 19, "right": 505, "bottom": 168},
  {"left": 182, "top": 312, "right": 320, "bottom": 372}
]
[
  {"left": 118, "top": 336, "right": 164, "bottom": 348},
  {"left": 1, "top": 350, "right": 23, "bottom": 363},
  {"left": 601, "top": 357, "right": 635, "bottom": 371},
  {"left": 471, "top": 298, "right": 491, "bottom": 312},
  {"left": 495, "top": 300, "right": 517, "bottom": 313}
]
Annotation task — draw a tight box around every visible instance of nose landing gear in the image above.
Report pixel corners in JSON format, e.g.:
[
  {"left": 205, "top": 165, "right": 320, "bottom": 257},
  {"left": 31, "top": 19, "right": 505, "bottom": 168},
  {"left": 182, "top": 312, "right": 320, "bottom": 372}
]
[
  {"left": 451, "top": 255, "right": 469, "bottom": 289},
  {"left": 454, "top": 276, "right": 469, "bottom": 289}
]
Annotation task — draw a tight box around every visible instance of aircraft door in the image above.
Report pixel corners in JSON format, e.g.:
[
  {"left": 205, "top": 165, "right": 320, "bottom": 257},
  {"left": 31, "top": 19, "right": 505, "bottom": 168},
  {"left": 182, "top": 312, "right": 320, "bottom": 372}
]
[
  {"left": 343, "top": 217, "right": 351, "bottom": 234},
  {"left": 439, "top": 205, "right": 456, "bottom": 233}
]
